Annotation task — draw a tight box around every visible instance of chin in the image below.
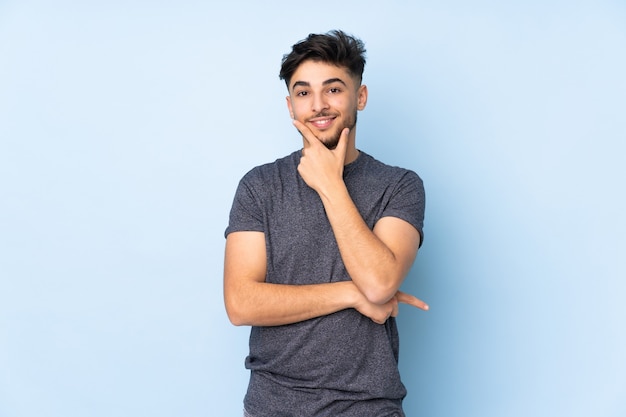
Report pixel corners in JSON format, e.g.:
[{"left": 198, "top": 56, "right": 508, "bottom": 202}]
[
  {"left": 316, "top": 126, "right": 344, "bottom": 150},
  {"left": 321, "top": 136, "right": 340, "bottom": 150}
]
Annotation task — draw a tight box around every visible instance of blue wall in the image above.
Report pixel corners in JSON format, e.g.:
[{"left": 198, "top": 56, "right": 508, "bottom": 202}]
[{"left": 1, "top": 1, "right": 624, "bottom": 416}]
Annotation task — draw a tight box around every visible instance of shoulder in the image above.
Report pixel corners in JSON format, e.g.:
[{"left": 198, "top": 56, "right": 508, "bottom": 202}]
[
  {"left": 355, "top": 151, "right": 423, "bottom": 189},
  {"left": 240, "top": 151, "right": 300, "bottom": 185}
]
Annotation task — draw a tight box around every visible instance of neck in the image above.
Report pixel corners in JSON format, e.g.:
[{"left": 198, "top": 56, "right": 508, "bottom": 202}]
[
  {"left": 343, "top": 128, "right": 359, "bottom": 164},
  {"left": 344, "top": 146, "right": 359, "bottom": 165}
]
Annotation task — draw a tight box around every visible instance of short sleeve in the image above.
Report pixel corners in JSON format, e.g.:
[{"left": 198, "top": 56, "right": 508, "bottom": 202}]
[
  {"left": 381, "top": 171, "right": 426, "bottom": 246},
  {"left": 224, "top": 174, "right": 265, "bottom": 238}
]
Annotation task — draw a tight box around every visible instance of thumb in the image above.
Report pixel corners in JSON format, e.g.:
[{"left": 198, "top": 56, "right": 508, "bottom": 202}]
[{"left": 334, "top": 127, "right": 350, "bottom": 158}]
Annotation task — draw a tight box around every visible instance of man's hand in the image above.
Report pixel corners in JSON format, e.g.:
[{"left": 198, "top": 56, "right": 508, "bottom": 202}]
[
  {"left": 293, "top": 119, "right": 349, "bottom": 196},
  {"left": 354, "top": 289, "right": 429, "bottom": 325},
  {"left": 394, "top": 291, "right": 429, "bottom": 313}
]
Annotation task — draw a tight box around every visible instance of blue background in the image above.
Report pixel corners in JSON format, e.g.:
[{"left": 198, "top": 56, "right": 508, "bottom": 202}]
[{"left": 1, "top": 1, "right": 624, "bottom": 416}]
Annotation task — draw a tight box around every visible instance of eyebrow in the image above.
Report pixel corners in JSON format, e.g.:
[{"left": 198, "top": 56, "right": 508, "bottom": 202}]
[{"left": 291, "top": 78, "right": 348, "bottom": 91}]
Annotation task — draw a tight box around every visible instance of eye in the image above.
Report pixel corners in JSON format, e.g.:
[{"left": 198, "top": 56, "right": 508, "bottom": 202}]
[
  {"left": 329, "top": 87, "right": 341, "bottom": 94},
  {"left": 296, "top": 90, "right": 308, "bottom": 97}
]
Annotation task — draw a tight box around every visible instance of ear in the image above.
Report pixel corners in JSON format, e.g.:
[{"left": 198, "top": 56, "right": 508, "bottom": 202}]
[
  {"left": 357, "top": 85, "right": 368, "bottom": 111},
  {"left": 286, "top": 96, "right": 294, "bottom": 119}
]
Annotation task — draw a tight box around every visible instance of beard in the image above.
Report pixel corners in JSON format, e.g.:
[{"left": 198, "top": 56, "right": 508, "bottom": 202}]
[{"left": 316, "top": 110, "right": 358, "bottom": 150}]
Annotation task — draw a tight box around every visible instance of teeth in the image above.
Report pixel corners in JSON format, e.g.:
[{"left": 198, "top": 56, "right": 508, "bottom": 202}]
[{"left": 313, "top": 119, "right": 332, "bottom": 127}]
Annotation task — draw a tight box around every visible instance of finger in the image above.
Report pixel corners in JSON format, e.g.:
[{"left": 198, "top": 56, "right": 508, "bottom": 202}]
[
  {"left": 333, "top": 127, "right": 350, "bottom": 159},
  {"left": 396, "top": 290, "right": 429, "bottom": 311},
  {"left": 292, "top": 119, "right": 321, "bottom": 147}
]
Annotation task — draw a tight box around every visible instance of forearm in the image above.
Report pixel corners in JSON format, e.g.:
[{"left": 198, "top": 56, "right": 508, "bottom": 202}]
[
  {"left": 295, "top": 123, "right": 420, "bottom": 305},
  {"left": 318, "top": 184, "right": 414, "bottom": 304},
  {"left": 225, "top": 279, "right": 360, "bottom": 327}
]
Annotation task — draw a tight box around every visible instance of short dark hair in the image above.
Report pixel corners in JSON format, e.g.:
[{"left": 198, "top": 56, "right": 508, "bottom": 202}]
[{"left": 279, "top": 30, "right": 367, "bottom": 88}]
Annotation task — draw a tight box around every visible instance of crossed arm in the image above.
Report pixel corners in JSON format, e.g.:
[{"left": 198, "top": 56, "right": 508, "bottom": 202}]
[
  {"left": 223, "top": 123, "right": 427, "bottom": 327},
  {"left": 223, "top": 229, "right": 426, "bottom": 327}
]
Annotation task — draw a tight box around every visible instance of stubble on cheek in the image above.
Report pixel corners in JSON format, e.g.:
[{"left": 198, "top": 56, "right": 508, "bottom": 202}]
[{"left": 321, "top": 111, "right": 357, "bottom": 150}]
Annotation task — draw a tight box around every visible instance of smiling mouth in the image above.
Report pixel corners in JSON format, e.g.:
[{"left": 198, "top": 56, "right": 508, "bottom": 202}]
[{"left": 308, "top": 116, "right": 336, "bottom": 130}]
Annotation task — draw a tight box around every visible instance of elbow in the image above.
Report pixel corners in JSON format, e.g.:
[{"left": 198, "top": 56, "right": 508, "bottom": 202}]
[
  {"left": 224, "top": 296, "right": 249, "bottom": 327},
  {"left": 226, "top": 309, "right": 244, "bottom": 326},
  {"left": 361, "top": 281, "right": 398, "bottom": 305},
  {"left": 228, "top": 316, "right": 247, "bottom": 327},
  {"left": 226, "top": 308, "right": 248, "bottom": 327},
  {"left": 358, "top": 268, "right": 406, "bottom": 304}
]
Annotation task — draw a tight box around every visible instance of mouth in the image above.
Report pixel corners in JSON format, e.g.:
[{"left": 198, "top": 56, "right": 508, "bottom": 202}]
[{"left": 307, "top": 116, "right": 337, "bottom": 130}]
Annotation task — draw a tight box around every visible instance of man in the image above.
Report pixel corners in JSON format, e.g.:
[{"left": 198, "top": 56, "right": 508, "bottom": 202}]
[{"left": 224, "top": 30, "right": 427, "bottom": 417}]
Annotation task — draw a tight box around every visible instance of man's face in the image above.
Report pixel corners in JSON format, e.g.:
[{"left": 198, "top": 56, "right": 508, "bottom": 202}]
[{"left": 286, "top": 60, "right": 367, "bottom": 150}]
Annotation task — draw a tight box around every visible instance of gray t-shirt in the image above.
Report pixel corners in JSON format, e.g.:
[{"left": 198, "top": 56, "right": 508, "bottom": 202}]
[{"left": 226, "top": 150, "right": 425, "bottom": 417}]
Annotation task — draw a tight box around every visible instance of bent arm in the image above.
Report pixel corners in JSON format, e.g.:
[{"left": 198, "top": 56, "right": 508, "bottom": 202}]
[
  {"left": 223, "top": 231, "right": 404, "bottom": 326},
  {"left": 320, "top": 187, "right": 421, "bottom": 305},
  {"left": 295, "top": 122, "right": 422, "bottom": 306}
]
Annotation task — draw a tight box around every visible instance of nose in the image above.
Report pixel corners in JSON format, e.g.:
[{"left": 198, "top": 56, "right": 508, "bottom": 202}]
[{"left": 312, "top": 93, "right": 329, "bottom": 113}]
